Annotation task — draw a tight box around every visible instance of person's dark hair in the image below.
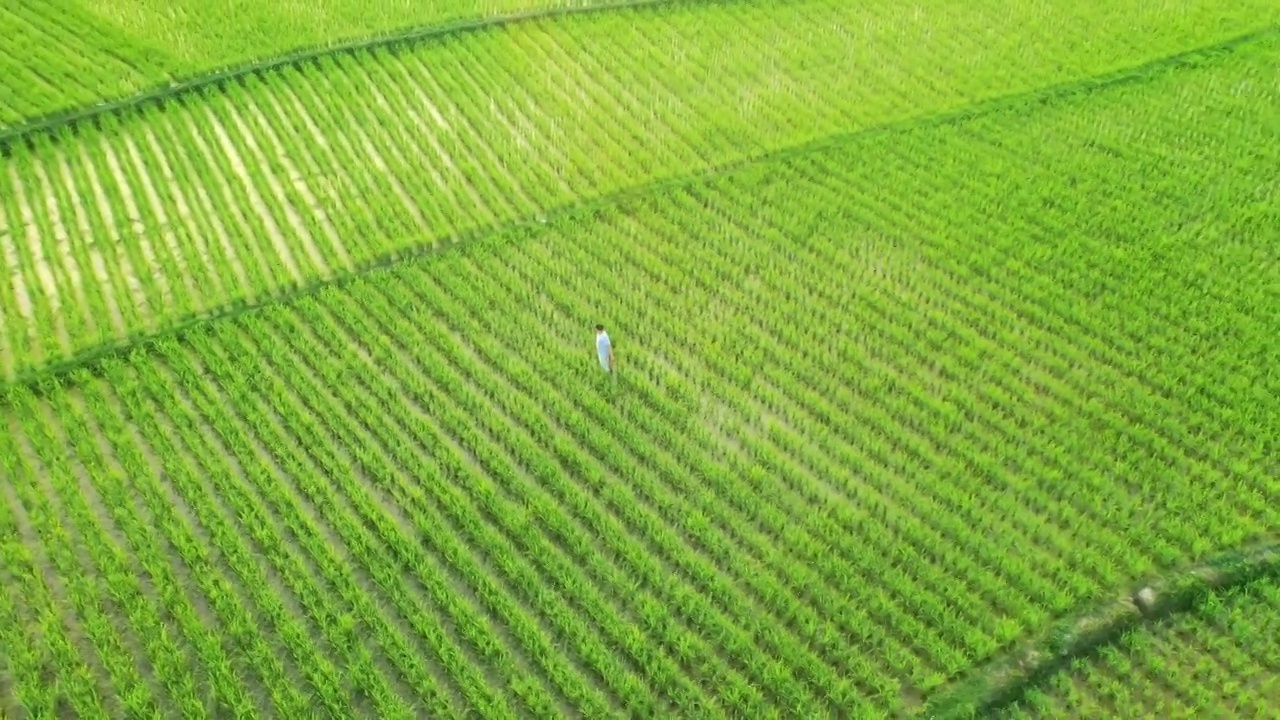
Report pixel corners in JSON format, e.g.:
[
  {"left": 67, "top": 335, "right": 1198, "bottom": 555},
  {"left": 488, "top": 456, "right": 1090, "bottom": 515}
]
[{"left": 595, "top": 324, "right": 604, "bottom": 332}]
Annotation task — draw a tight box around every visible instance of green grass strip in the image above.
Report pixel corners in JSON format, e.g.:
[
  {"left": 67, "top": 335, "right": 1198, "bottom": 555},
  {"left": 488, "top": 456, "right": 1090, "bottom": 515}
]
[{"left": 919, "top": 539, "right": 1280, "bottom": 719}]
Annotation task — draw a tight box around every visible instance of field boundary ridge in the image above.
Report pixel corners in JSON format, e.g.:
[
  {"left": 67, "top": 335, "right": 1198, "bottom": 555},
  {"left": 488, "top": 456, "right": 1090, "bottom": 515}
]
[
  {"left": 0, "top": 0, "right": 710, "bottom": 156},
  {"left": 918, "top": 539, "right": 1280, "bottom": 719},
  {"left": 2, "top": 22, "right": 1277, "bottom": 396}
]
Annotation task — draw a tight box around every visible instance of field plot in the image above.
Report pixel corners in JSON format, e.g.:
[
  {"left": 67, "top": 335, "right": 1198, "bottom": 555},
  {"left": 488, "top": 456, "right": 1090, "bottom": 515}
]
[
  {"left": 6, "top": 0, "right": 1280, "bottom": 133},
  {"left": 0, "top": 0, "right": 622, "bottom": 130},
  {"left": 0, "top": 26, "right": 1277, "bottom": 716},
  {"left": 73, "top": 0, "right": 615, "bottom": 76},
  {"left": 997, "top": 576, "right": 1280, "bottom": 718},
  {"left": 0, "top": 0, "right": 169, "bottom": 127},
  {"left": 3, "top": 0, "right": 1280, "bottom": 384}
]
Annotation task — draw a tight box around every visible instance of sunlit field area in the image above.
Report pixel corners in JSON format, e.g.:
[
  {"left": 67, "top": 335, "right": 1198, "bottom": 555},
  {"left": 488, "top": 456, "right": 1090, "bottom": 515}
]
[{"left": 1, "top": 1, "right": 1276, "bottom": 717}]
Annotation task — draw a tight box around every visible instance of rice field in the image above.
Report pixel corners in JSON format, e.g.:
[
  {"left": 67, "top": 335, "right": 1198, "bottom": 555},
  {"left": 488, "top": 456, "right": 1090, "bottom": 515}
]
[
  {"left": 0, "top": 0, "right": 640, "bottom": 127},
  {"left": 0, "top": 1, "right": 1277, "bottom": 718}
]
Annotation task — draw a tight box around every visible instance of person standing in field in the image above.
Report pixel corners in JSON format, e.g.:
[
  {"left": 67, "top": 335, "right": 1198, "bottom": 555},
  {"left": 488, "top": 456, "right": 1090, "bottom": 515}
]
[{"left": 595, "top": 324, "right": 614, "bottom": 373}]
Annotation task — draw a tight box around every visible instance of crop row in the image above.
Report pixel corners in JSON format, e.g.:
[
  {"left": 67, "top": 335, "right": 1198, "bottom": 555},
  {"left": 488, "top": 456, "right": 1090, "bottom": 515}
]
[{"left": 4, "top": 0, "right": 1277, "bottom": 382}]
